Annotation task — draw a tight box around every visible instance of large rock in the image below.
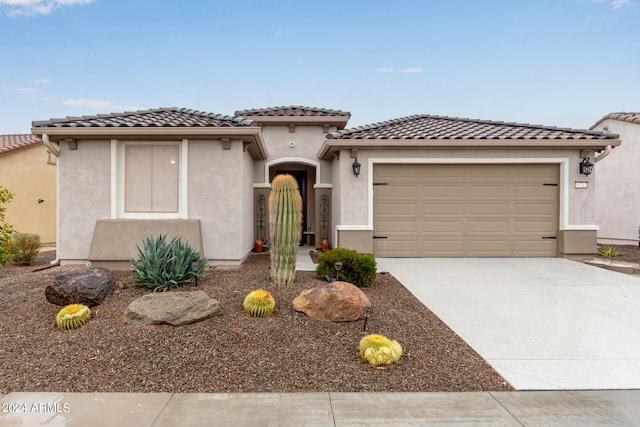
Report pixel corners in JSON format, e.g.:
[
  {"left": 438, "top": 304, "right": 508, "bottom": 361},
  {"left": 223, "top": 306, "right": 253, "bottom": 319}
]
[
  {"left": 123, "top": 291, "right": 223, "bottom": 326},
  {"left": 293, "top": 281, "right": 371, "bottom": 322},
  {"left": 46, "top": 267, "right": 118, "bottom": 307}
]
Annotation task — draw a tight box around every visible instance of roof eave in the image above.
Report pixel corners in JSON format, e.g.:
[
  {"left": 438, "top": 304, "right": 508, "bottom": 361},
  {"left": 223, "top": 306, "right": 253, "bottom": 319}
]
[
  {"left": 31, "top": 126, "right": 269, "bottom": 160},
  {"left": 317, "top": 138, "right": 621, "bottom": 160}
]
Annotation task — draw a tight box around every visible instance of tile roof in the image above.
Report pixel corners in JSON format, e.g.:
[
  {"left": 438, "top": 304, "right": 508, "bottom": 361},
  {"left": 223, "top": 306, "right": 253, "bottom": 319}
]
[
  {"left": 235, "top": 105, "right": 351, "bottom": 118},
  {"left": 32, "top": 107, "right": 256, "bottom": 128},
  {"left": 328, "top": 114, "right": 618, "bottom": 140},
  {"left": 590, "top": 112, "right": 640, "bottom": 129},
  {"left": 0, "top": 134, "right": 42, "bottom": 155}
]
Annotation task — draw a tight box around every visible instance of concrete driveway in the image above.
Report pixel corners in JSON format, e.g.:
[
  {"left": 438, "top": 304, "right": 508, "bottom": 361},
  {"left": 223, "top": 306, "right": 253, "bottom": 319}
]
[{"left": 376, "top": 257, "right": 640, "bottom": 390}]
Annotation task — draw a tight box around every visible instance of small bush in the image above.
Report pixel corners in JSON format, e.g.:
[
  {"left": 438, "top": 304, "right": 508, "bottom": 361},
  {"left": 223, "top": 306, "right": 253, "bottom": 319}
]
[
  {"left": 131, "top": 234, "right": 207, "bottom": 292},
  {"left": 598, "top": 245, "right": 621, "bottom": 258},
  {"left": 0, "top": 185, "right": 14, "bottom": 266},
  {"left": 7, "top": 233, "right": 41, "bottom": 266},
  {"left": 316, "top": 248, "right": 377, "bottom": 287}
]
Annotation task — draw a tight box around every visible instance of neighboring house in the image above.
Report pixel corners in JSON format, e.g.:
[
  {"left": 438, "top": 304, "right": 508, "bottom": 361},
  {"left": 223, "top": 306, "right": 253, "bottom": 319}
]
[
  {"left": 590, "top": 112, "right": 640, "bottom": 245},
  {"left": 0, "top": 134, "right": 56, "bottom": 245},
  {"left": 30, "top": 106, "right": 619, "bottom": 266}
]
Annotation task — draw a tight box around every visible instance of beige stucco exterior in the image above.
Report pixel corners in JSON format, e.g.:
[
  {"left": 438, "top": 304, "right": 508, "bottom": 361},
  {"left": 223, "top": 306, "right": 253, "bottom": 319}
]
[
  {"left": 33, "top": 108, "right": 618, "bottom": 264},
  {"left": 51, "top": 135, "right": 262, "bottom": 265},
  {"left": 0, "top": 143, "right": 56, "bottom": 244},
  {"left": 591, "top": 118, "right": 640, "bottom": 244},
  {"left": 252, "top": 122, "right": 339, "bottom": 249}
]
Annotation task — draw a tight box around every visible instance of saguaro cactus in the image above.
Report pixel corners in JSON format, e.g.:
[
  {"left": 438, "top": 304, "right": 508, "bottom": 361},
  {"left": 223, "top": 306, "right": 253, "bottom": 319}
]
[{"left": 269, "top": 174, "right": 302, "bottom": 285}]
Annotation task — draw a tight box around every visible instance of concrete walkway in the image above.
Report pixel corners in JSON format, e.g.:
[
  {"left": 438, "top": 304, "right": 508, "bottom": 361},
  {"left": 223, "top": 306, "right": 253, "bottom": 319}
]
[
  {"left": 2, "top": 390, "right": 640, "bottom": 426},
  {"left": 376, "top": 257, "right": 640, "bottom": 390}
]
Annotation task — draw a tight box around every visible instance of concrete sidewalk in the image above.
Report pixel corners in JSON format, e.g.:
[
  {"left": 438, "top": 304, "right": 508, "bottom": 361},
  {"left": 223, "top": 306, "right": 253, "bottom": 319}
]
[{"left": 2, "top": 390, "right": 640, "bottom": 426}]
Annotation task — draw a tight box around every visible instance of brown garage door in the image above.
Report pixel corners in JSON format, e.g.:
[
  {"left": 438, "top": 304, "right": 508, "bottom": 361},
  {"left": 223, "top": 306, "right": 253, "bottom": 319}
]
[{"left": 373, "top": 164, "right": 559, "bottom": 257}]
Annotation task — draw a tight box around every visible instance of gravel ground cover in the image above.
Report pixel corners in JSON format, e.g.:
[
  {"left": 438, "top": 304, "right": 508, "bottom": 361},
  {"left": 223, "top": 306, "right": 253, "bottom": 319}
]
[{"left": 0, "top": 250, "right": 512, "bottom": 393}]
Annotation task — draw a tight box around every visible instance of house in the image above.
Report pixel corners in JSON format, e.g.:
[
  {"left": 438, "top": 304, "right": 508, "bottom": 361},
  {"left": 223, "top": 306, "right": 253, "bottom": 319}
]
[
  {"left": 0, "top": 134, "right": 56, "bottom": 244},
  {"left": 30, "top": 106, "right": 620, "bottom": 266},
  {"left": 590, "top": 112, "right": 640, "bottom": 245}
]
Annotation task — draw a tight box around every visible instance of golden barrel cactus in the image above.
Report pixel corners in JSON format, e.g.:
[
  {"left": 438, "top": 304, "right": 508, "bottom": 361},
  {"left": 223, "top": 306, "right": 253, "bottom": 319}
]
[
  {"left": 243, "top": 289, "right": 276, "bottom": 317},
  {"left": 359, "top": 334, "right": 402, "bottom": 367},
  {"left": 56, "top": 304, "right": 91, "bottom": 331}
]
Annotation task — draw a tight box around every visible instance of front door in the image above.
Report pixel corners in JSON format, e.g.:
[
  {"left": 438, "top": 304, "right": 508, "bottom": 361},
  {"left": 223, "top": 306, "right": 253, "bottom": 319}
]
[{"left": 275, "top": 170, "right": 307, "bottom": 244}]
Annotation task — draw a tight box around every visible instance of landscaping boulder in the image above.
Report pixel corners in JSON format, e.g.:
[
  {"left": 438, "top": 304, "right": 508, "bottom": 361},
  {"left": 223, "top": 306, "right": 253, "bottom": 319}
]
[
  {"left": 46, "top": 267, "right": 118, "bottom": 307},
  {"left": 123, "top": 290, "right": 223, "bottom": 326},
  {"left": 292, "top": 281, "right": 371, "bottom": 322}
]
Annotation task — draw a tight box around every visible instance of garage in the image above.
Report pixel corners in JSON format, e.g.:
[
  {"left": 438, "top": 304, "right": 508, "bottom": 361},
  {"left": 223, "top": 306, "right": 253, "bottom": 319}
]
[{"left": 373, "top": 163, "right": 559, "bottom": 257}]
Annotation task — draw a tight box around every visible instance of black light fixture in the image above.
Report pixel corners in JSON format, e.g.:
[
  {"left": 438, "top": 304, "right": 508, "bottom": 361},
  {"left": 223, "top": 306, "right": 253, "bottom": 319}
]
[
  {"left": 334, "top": 261, "right": 343, "bottom": 281},
  {"left": 352, "top": 158, "right": 361, "bottom": 177},
  {"left": 363, "top": 306, "right": 373, "bottom": 332},
  {"left": 579, "top": 157, "right": 594, "bottom": 177},
  {"left": 191, "top": 261, "right": 200, "bottom": 286}
]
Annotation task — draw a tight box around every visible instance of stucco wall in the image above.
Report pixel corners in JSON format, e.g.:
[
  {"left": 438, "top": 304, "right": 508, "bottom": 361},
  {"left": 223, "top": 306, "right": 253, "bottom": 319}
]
[
  {"left": 591, "top": 120, "right": 640, "bottom": 243},
  {"left": 58, "top": 140, "right": 111, "bottom": 260},
  {"left": 253, "top": 125, "right": 333, "bottom": 184},
  {"left": 0, "top": 144, "right": 56, "bottom": 244},
  {"left": 189, "top": 139, "right": 252, "bottom": 262}
]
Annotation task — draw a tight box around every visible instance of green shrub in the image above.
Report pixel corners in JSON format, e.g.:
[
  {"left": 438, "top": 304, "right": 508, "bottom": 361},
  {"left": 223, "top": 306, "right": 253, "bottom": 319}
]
[
  {"left": 131, "top": 234, "right": 207, "bottom": 292},
  {"left": 598, "top": 245, "right": 621, "bottom": 258},
  {"left": 7, "top": 233, "right": 41, "bottom": 266},
  {"left": 0, "top": 185, "right": 14, "bottom": 266},
  {"left": 316, "top": 248, "right": 377, "bottom": 287}
]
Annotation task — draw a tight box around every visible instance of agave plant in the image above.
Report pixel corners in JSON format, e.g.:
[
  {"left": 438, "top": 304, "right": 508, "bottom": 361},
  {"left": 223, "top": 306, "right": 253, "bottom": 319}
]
[
  {"left": 598, "top": 245, "right": 621, "bottom": 259},
  {"left": 131, "top": 234, "right": 207, "bottom": 292}
]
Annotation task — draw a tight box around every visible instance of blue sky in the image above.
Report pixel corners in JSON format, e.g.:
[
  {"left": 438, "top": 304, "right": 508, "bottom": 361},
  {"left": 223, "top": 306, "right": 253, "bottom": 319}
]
[{"left": 0, "top": 0, "right": 638, "bottom": 134}]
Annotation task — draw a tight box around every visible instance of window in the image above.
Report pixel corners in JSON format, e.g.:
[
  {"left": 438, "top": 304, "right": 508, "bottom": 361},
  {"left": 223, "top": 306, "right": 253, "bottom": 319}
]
[{"left": 114, "top": 140, "right": 186, "bottom": 218}]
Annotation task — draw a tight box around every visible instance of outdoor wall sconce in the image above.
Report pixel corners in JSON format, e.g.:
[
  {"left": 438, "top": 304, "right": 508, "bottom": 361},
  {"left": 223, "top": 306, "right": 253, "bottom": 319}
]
[
  {"left": 334, "top": 261, "right": 343, "bottom": 281},
  {"left": 580, "top": 157, "right": 593, "bottom": 177},
  {"left": 363, "top": 306, "right": 373, "bottom": 332},
  {"left": 352, "top": 158, "right": 361, "bottom": 177},
  {"left": 38, "top": 199, "right": 44, "bottom": 204}
]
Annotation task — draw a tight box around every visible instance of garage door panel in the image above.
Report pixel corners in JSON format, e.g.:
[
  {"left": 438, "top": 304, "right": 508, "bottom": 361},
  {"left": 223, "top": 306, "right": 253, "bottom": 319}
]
[
  {"left": 376, "top": 185, "right": 416, "bottom": 198},
  {"left": 377, "top": 203, "right": 417, "bottom": 215},
  {"left": 422, "top": 185, "right": 463, "bottom": 197},
  {"left": 467, "top": 221, "right": 510, "bottom": 233},
  {"left": 468, "top": 185, "right": 510, "bottom": 197},
  {"left": 514, "top": 221, "right": 557, "bottom": 233},
  {"left": 420, "top": 240, "right": 464, "bottom": 255},
  {"left": 467, "top": 203, "right": 510, "bottom": 215},
  {"left": 514, "top": 203, "right": 556, "bottom": 216},
  {"left": 376, "top": 221, "right": 416, "bottom": 233},
  {"left": 374, "top": 164, "right": 559, "bottom": 257},
  {"left": 422, "top": 203, "right": 463, "bottom": 215},
  {"left": 422, "top": 221, "right": 463, "bottom": 232},
  {"left": 467, "top": 241, "right": 510, "bottom": 256}
]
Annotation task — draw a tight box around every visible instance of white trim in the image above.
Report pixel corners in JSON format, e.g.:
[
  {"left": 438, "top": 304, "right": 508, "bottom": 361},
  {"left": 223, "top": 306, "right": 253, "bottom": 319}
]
[
  {"left": 110, "top": 139, "right": 118, "bottom": 219},
  {"left": 336, "top": 225, "right": 373, "bottom": 231},
  {"left": 263, "top": 157, "right": 325, "bottom": 185},
  {"left": 114, "top": 140, "right": 187, "bottom": 219},
  {"left": 313, "top": 183, "right": 332, "bottom": 189},
  {"left": 565, "top": 225, "right": 599, "bottom": 230},
  {"left": 181, "top": 139, "right": 189, "bottom": 218},
  {"left": 253, "top": 183, "right": 271, "bottom": 189},
  {"left": 364, "top": 157, "right": 581, "bottom": 231}
]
